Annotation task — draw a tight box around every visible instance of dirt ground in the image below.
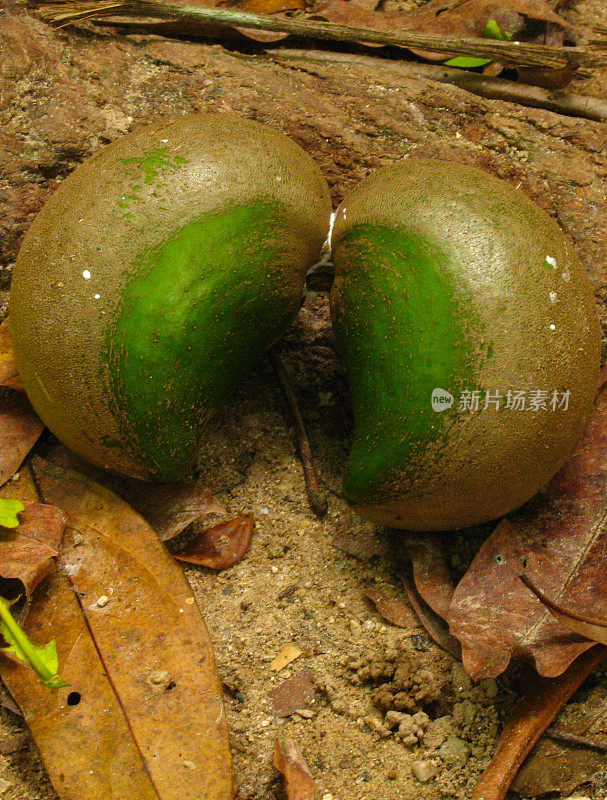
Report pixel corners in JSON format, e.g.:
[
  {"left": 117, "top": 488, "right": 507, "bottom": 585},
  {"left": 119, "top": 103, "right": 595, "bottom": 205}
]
[{"left": 0, "top": 0, "right": 607, "bottom": 798}]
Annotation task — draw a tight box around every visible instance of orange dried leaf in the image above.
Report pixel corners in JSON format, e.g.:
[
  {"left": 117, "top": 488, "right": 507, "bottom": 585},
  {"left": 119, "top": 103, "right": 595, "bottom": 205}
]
[
  {"left": 270, "top": 643, "right": 302, "bottom": 672},
  {"left": 364, "top": 586, "right": 417, "bottom": 628},
  {"left": 0, "top": 319, "right": 23, "bottom": 392},
  {"left": 274, "top": 735, "right": 316, "bottom": 800},
  {"left": 0, "top": 393, "right": 44, "bottom": 488},
  {"left": 10, "top": 457, "right": 235, "bottom": 800},
  {"left": 240, "top": 0, "right": 305, "bottom": 12}
]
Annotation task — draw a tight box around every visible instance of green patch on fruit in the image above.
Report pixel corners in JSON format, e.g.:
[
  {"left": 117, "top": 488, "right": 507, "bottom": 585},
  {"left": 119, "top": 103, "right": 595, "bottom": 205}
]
[
  {"left": 118, "top": 148, "right": 190, "bottom": 216},
  {"left": 333, "top": 224, "right": 483, "bottom": 503},
  {"left": 0, "top": 499, "right": 24, "bottom": 529},
  {"left": 106, "top": 199, "right": 299, "bottom": 480}
]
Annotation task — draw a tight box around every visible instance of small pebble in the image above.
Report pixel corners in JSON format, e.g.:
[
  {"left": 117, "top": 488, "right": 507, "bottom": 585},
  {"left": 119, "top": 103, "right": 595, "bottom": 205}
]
[
  {"left": 411, "top": 760, "right": 438, "bottom": 783},
  {"left": 182, "top": 760, "right": 196, "bottom": 770},
  {"left": 260, "top": 719, "right": 271, "bottom": 728},
  {"left": 96, "top": 595, "right": 110, "bottom": 607},
  {"left": 270, "top": 566, "right": 279, "bottom": 574},
  {"left": 11, "top": 473, "right": 19, "bottom": 482},
  {"left": 294, "top": 708, "right": 315, "bottom": 719}
]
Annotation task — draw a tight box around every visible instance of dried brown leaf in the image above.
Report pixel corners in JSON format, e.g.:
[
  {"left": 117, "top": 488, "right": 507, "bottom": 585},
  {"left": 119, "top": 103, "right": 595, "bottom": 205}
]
[
  {"left": 402, "top": 532, "right": 454, "bottom": 619},
  {"left": 269, "top": 668, "right": 316, "bottom": 718},
  {"left": 274, "top": 735, "right": 316, "bottom": 800},
  {"left": 0, "top": 502, "right": 66, "bottom": 598},
  {"left": 402, "top": 572, "right": 462, "bottom": 659},
  {"left": 315, "top": 0, "right": 568, "bottom": 61},
  {"left": 123, "top": 479, "right": 226, "bottom": 542},
  {"left": 0, "top": 319, "right": 23, "bottom": 391},
  {"left": 512, "top": 686, "right": 607, "bottom": 796},
  {"left": 238, "top": 0, "right": 305, "bottom": 12},
  {"left": 174, "top": 516, "right": 254, "bottom": 569},
  {"left": 41, "top": 443, "right": 226, "bottom": 542},
  {"left": 1, "top": 568, "right": 164, "bottom": 800},
  {"left": 520, "top": 573, "right": 607, "bottom": 646},
  {"left": 448, "top": 381, "right": 607, "bottom": 679},
  {"left": 364, "top": 586, "right": 418, "bottom": 628},
  {"left": 0, "top": 393, "right": 44, "bottom": 488},
  {"left": 17, "top": 457, "right": 234, "bottom": 800},
  {"left": 471, "top": 646, "right": 605, "bottom": 800}
]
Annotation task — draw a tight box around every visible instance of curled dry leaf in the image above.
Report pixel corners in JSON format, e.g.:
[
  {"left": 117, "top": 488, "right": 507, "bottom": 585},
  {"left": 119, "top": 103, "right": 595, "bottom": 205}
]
[
  {"left": 471, "top": 646, "right": 606, "bottom": 800},
  {"left": 6, "top": 457, "right": 234, "bottom": 800},
  {"left": 0, "top": 393, "right": 44, "bottom": 489},
  {"left": 274, "top": 735, "right": 316, "bottom": 800},
  {"left": 41, "top": 443, "right": 226, "bottom": 543},
  {"left": 0, "top": 502, "right": 66, "bottom": 598},
  {"left": 401, "top": 532, "right": 454, "bottom": 619},
  {"left": 123, "top": 479, "right": 226, "bottom": 542},
  {"left": 520, "top": 573, "right": 607, "bottom": 646},
  {"left": 401, "top": 571, "right": 462, "bottom": 659},
  {"left": 173, "top": 516, "right": 254, "bottom": 569},
  {"left": 0, "top": 319, "right": 23, "bottom": 391},
  {"left": 448, "top": 380, "right": 607, "bottom": 680},
  {"left": 364, "top": 586, "right": 418, "bottom": 629}
]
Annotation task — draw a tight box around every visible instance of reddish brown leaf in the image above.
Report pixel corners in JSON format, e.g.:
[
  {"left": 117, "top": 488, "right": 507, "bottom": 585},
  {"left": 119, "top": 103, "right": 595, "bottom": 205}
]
[
  {"left": 0, "top": 393, "right": 44, "bottom": 488},
  {"left": 239, "top": 0, "right": 305, "bottom": 12},
  {"left": 316, "top": 0, "right": 569, "bottom": 61},
  {"left": 174, "top": 516, "right": 254, "bottom": 569},
  {"left": 269, "top": 668, "right": 316, "bottom": 718},
  {"left": 471, "top": 646, "right": 605, "bottom": 800},
  {"left": 364, "top": 586, "right": 418, "bottom": 629},
  {"left": 402, "top": 533, "right": 454, "bottom": 619},
  {"left": 0, "top": 502, "right": 66, "bottom": 598},
  {"left": 0, "top": 319, "right": 23, "bottom": 391},
  {"left": 274, "top": 735, "right": 316, "bottom": 800},
  {"left": 448, "top": 382, "right": 607, "bottom": 679},
  {"left": 122, "top": 479, "right": 226, "bottom": 542},
  {"left": 520, "top": 573, "right": 607, "bottom": 646}
]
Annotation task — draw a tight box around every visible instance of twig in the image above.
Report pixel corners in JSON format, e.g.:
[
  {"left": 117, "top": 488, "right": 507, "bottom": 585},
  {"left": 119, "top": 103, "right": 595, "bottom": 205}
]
[
  {"left": 270, "top": 49, "right": 607, "bottom": 123},
  {"left": 471, "top": 645, "right": 606, "bottom": 800},
  {"left": 544, "top": 727, "right": 607, "bottom": 753},
  {"left": 37, "top": 0, "right": 607, "bottom": 70},
  {"left": 268, "top": 348, "right": 328, "bottom": 519}
]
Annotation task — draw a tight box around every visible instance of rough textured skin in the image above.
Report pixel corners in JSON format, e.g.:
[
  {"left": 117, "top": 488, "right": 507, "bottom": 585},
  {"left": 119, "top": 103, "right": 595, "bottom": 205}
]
[
  {"left": 9, "top": 113, "right": 332, "bottom": 480},
  {"left": 331, "top": 159, "right": 601, "bottom": 531}
]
